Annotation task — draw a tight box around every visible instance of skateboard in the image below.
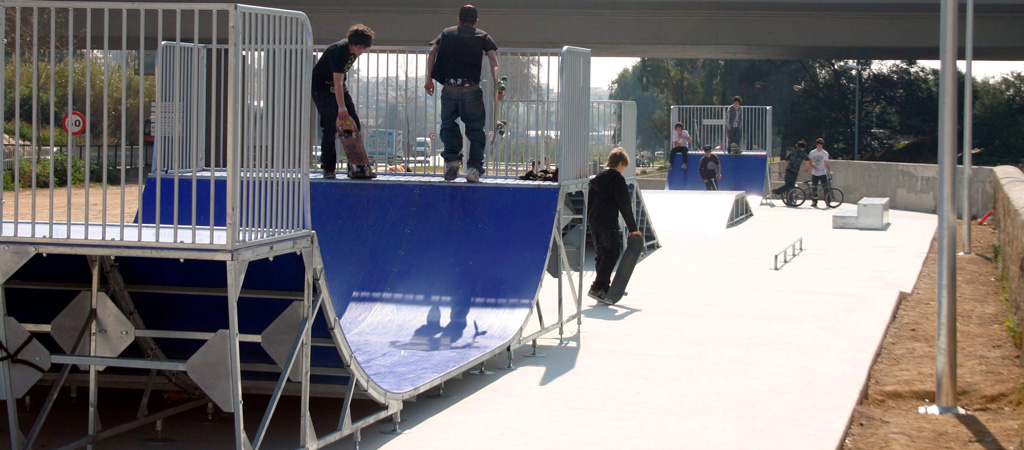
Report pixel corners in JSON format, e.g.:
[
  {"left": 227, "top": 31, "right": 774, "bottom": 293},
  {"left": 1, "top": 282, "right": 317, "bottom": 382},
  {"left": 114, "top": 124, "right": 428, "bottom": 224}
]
[
  {"left": 604, "top": 234, "right": 644, "bottom": 304},
  {"left": 490, "top": 76, "right": 508, "bottom": 144},
  {"left": 337, "top": 118, "right": 376, "bottom": 179}
]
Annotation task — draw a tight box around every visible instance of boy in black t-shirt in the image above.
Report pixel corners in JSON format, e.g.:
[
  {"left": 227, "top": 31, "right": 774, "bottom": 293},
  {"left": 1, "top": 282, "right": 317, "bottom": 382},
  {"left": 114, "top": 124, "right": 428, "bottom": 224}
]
[
  {"left": 424, "top": 5, "right": 503, "bottom": 183},
  {"left": 698, "top": 145, "right": 722, "bottom": 190},
  {"left": 770, "top": 140, "right": 810, "bottom": 198},
  {"left": 586, "top": 148, "right": 641, "bottom": 303},
  {"left": 312, "top": 24, "right": 374, "bottom": 179}
]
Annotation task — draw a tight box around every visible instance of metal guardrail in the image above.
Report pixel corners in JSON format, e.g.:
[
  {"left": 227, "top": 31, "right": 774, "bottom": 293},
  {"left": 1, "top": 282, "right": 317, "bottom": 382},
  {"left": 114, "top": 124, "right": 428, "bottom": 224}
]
[
  {"left": 671, "top": 105, "right": 774, "bottom": 156},
  {"left": 317, "top": 45, "right": 592, "bottom": 182},
  {"left": 773, "top": 237, "right": 804, "bottom": 270},
  {"left": 591, "top": 100, "right": 637, "bottom": 178},
  {"left": 557, "top": 46, "right": 591, "bottom": 184},
  {"left": 0, "top": 3, "right": 313, "bottom": 248}
]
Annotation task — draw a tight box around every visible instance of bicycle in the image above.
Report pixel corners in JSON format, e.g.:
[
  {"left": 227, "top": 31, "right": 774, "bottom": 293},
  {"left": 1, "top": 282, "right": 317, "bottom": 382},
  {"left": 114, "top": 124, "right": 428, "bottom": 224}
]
[{"left": 785, "top": 174, "right": 843, "bottom": 208}]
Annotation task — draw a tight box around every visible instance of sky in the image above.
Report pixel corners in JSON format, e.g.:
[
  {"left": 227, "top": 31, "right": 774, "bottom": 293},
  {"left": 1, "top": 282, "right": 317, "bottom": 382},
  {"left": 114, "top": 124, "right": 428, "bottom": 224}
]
[{"left": 590, "top": 57, "right": 1024, "bottom": 91}]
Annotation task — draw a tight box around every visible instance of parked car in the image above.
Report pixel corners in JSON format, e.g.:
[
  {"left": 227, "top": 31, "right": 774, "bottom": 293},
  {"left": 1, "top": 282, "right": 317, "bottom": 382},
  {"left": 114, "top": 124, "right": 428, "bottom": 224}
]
[{"left": 413, "top": 137, "right": 432, "bottom": 158}]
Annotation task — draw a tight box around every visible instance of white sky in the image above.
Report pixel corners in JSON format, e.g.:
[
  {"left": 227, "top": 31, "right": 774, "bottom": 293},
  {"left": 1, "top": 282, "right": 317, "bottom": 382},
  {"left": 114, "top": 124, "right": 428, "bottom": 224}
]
[{"left": 590, "top": 57, "right": 1024, "bottom": 90}]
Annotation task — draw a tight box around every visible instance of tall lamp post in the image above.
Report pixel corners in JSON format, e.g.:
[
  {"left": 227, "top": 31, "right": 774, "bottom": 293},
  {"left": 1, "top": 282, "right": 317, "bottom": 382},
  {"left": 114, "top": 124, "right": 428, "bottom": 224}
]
[{"left": 843, "top": 63, "right": 861, "bottom": 160}]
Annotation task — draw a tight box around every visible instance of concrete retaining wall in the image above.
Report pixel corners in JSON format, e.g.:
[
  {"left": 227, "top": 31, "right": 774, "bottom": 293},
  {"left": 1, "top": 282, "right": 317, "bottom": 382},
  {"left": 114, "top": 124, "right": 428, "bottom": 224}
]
[
  {"left": 824, "top": 161, "right": 995, "bottom": 218},
  {"left": 993, "top": 166, "right": 1024, "bottom": 359}
]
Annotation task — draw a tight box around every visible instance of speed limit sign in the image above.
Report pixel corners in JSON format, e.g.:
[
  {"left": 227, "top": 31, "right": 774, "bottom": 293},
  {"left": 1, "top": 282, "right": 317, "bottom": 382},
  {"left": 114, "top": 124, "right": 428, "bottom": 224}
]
[{"left": 62, "top": 111, "right": 86, "bottom": 136}]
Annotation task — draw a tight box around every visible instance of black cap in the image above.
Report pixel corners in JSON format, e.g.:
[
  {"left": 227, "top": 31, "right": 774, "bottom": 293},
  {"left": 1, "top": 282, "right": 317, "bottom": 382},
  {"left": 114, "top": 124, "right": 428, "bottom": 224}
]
[
  {"left": 459, "top": 5, "right": 478, "bottom": 21},
  {"left": 703, "top": 145, "right": 713, "bottom": 152}
]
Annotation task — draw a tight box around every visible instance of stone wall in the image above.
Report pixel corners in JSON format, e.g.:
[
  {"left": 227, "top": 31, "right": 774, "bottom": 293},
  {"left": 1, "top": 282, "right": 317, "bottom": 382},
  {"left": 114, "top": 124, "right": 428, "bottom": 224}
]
[{"left": 993, "top": 166, "right": 1024, "bottom": 358}]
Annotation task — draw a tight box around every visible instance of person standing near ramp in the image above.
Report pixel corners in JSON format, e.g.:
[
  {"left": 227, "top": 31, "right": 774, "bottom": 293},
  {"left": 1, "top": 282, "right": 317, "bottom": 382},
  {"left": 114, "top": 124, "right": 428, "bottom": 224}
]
[
  {"left": 311, "top": 24, "right": 374, "bottom": 179},
  {"left": 727, "top": 95, "right": 742, "bottom": 152},
  {"left": 424, "top": 5, "right": 504, "bottom": 183},
  {"left": 770, "top": 140, "right": 810, "bottom": 199},
  {"left": 587, "top": 148, "right": 641, "bottom": 304},
  {"left": 698, "top": 145, "right": 722, "bottom": 190}
]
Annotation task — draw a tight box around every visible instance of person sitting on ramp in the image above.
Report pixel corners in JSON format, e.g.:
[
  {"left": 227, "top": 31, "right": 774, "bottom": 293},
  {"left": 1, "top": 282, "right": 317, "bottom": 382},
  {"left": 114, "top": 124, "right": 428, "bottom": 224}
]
[{"left": 587, "top": 148, "right": 641, "bottom": 302}]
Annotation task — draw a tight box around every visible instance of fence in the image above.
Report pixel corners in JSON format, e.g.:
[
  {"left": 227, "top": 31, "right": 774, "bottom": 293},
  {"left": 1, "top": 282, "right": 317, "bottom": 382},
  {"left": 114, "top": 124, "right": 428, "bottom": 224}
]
[
  {"left": 671, "top": 105, "right": 773, "bottom": 156},
  {"left": 590, "top": 100, "right": 637, "bottom": 178},
  {"left": 319, "top": 45, "right": 590, "bottom": 180},
  {"left": 1, "top": 3, "right": 313, "bottom": 248}
]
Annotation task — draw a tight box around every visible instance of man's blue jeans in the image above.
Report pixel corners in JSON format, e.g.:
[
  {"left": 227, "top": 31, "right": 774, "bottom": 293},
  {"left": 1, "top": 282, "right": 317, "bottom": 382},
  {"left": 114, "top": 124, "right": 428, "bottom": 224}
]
[{"left": 439, "top": 87, "right": 487, "bottom": 174}]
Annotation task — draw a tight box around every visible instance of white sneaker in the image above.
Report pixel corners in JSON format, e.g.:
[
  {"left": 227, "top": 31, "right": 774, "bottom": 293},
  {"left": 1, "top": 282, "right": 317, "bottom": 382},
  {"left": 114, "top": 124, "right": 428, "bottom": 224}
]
[{"left": 465, "top": 167, "right": 481, "bottom": 183}]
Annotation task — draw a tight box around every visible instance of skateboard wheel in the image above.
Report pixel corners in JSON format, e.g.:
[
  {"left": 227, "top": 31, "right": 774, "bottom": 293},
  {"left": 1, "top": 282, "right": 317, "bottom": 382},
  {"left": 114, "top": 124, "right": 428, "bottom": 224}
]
[
  {"left": 500, "top": 76, "right": 508, "bottom": 83},
  {"left": 498, "top": 129, "right": 506, "bottom": 136}
]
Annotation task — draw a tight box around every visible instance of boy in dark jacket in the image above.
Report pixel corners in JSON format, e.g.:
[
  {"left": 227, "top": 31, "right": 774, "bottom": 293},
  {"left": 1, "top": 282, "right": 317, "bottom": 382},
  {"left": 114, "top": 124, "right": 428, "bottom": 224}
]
[
  {"left": 698, "top": 145, "right": 722, "bottom": 190},
  {"left": 587, "top": 148, "right": 641, "bottom": 303}
]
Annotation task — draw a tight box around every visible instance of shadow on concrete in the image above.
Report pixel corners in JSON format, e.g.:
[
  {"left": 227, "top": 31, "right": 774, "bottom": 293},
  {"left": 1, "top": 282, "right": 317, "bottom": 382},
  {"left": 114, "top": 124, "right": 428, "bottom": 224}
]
[{"left": 582, "top": 303, "right": 641, "bottom": 321}]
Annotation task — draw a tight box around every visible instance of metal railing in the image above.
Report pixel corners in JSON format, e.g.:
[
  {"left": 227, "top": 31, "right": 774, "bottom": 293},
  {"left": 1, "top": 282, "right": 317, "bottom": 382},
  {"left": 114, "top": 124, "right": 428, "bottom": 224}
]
[
  {"left": 1, "top": 3, "right": 313, "bottom": 248},
  {"left": 671, "top": 105, "right": 773, "bottom": 156},
  {"left": 773, "top": 237, "right": 804, "bottom": 270},
  {"left": 590, "top": 100, "right": 637, "bottom": 178},
  {"left": 557, "top": 47, "right": 591, "bottom": 184},
  {"left": 316, "top": 45, "right": 587, "bottom": 179}
]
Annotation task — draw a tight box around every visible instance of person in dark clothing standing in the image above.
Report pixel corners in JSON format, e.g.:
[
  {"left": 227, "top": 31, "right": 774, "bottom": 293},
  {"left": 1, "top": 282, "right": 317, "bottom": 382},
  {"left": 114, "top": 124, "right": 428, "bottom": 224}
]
[
  {"left": 311, "top": 24, "right": 375, "bottom": 179},
  {"left": 698, "top": 145, "right": 722, "bottom": 190},
  {"left": 770, "top": 140, "right": 810, "bottom": 199},
  {"left": 587, "top": 148, "right": 641, "bottom": 303},
  {"left": 424, "top": 5, "right": 503, "bottom": 183}
]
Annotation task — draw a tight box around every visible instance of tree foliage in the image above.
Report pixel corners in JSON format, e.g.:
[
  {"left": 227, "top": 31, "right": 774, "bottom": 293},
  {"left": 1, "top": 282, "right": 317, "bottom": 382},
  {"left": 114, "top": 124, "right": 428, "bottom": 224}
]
[{"left": 608, "top": 58, "right": 1024, "bottom": 167}]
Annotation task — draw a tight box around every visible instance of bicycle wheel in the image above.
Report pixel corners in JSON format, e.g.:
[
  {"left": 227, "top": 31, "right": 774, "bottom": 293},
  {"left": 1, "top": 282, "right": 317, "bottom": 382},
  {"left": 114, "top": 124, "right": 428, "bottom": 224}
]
[
  {"left": 787, "top": 188, "right": 806, "bottom": 207},
  {"left": 825, "top": 188, "right": 844, "bottom": 208}
]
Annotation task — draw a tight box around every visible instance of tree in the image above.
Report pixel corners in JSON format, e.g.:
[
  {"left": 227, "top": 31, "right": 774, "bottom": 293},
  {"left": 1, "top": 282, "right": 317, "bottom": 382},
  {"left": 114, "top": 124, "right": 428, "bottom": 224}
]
[
  {"left": 973, "top": 72, "right": 1024, "bottom": 167},
  {"left": 608, "top": 66, "right": 666, "bottom": 153}
]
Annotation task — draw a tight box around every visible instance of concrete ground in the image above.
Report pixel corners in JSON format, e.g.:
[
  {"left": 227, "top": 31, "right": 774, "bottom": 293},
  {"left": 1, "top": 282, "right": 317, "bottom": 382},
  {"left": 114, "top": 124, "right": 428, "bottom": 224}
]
[
  {"left": 356, "top": 190, "right": 938, "bottom": 450},
  {"left": 1, "top": 190, "right": 938, "bottom": 449}
]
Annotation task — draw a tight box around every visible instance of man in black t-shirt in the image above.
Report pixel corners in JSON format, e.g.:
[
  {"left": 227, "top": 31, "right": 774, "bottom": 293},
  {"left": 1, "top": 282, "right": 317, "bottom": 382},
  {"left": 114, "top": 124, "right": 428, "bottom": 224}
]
[
  {"left": 311, "top": 24, "right": 374, "bottom": 179},
  {"left": 698, "top": 145, "right": 722, "bottom": 190},
  {"left": 770, "top": 140, "right": 810, "bottom": 198},
  {"left": 424, "top": 5, "right": 503, "bottom": 183}
]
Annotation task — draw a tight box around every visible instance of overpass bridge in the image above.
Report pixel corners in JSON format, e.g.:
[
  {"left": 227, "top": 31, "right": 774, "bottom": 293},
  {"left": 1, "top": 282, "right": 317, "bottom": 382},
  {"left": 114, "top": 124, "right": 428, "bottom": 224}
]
[{"left": 126, "top": 0, "right": 1024, "bottom": 59}]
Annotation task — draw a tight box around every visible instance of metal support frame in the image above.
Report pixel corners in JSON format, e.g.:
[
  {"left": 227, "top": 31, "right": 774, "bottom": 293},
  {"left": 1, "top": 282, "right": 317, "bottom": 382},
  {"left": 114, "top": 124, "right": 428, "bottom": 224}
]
[{"left": 960, "top": 0, "right": 975, "bottom": 256}]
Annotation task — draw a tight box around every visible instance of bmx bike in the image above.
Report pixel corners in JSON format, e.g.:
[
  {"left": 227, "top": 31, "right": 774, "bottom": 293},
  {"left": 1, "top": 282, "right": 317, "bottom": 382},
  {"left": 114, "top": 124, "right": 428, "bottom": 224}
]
[{"left": 784, "top": 174, "right": 843, "bottom": 208}]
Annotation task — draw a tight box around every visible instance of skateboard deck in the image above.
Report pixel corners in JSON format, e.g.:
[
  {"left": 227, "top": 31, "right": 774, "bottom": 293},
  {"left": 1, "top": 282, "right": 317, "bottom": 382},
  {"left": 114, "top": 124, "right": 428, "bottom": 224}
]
[
  {"left": 604, "top": 234, "right": 644, "bottom": 304},
  {"left": 490, "top": 76, "right": 507, "bottom": 144},
  {"left": 338, "top": 118, "right": 375, "bottom": 179}
]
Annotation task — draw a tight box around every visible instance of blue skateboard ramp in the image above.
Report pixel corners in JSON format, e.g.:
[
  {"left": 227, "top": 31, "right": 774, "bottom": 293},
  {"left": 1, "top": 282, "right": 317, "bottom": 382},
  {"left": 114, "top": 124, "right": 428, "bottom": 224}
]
[
  {"left": 666, "top": 152, "right": 766, "bottom": 194},
  {"left": 310, "top": 178, "right": 560, "bottom": 394}
]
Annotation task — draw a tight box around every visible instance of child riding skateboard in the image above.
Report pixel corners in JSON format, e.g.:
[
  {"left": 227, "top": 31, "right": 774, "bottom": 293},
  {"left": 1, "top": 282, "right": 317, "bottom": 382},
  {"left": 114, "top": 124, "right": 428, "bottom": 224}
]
[{"left": 587, "top": 148, "right": 641, "bottom": 304}]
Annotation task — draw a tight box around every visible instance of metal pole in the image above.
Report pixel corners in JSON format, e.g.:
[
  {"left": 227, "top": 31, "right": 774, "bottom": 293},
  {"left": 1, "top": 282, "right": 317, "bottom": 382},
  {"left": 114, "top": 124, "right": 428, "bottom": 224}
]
[
  {"left": 930, "top": 0, "right": 960, "bottom": 415},
  {"left": 960, "top": 0, "right": 974, "bottom": 255},
  {"left": 853, "top": 65, "right": 861, "bottom": 161}
]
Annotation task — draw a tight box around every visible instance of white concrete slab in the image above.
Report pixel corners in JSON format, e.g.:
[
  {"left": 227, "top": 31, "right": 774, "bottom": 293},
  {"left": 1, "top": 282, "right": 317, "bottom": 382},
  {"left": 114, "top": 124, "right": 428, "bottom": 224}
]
[{"left": 351, "top": 192, "right": 938, "bottom": 450}]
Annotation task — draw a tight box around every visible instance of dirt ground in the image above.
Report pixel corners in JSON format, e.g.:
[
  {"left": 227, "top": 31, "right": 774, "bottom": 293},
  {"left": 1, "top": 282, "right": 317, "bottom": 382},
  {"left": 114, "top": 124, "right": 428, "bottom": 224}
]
[
  {"left": 844, "top": 220, "right": 1024, "bottom": 450},
  {"left": 2, "top": 184, "right": 140, "bottom": 223}
]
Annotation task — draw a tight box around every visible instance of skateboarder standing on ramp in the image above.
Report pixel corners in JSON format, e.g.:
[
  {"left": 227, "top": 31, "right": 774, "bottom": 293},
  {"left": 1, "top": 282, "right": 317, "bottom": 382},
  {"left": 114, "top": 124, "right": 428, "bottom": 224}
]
[
  {"left": 424, "top": 4, "right": 504, "bottom": 183},
  {"left": 312, "top": 24, "right": 375, "bottom": 179},
  {"left": 587, "top": 148, "right": 641, "bottom": 304},
  {"left": 699, "top": 145, "right": 722, "bottom": 190}
]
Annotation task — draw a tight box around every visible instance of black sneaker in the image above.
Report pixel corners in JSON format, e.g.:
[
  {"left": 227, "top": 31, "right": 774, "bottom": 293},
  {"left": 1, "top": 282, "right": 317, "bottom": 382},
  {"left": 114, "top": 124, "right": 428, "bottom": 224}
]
[
  {"left": 587, "top": 288, "right": 611, "bottom": 304},
  {"left": 323, "top": 171, "right": 336, "bottom": 179},
  {"left": 444, "top": 160, "right": 460, "bottom": 181}
]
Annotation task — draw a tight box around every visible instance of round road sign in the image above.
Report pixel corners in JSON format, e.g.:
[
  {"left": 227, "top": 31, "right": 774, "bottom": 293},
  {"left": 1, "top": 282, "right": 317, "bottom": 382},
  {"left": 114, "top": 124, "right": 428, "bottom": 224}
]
[{"left": 62, "top": 111, "right": 86, "bottom": 136}]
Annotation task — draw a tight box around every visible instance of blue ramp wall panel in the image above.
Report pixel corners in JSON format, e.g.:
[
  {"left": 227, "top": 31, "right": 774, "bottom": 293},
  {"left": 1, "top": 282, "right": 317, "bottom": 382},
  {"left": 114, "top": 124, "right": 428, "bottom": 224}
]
[
  {"left": 310, "top": 181, "right": 559, "bottom": 394},
  {"left": 138, "top": 176, "right": 228, "bottom": 226},
  {"left": 666, "top": 152, "right": 766, "bottom": 193}
]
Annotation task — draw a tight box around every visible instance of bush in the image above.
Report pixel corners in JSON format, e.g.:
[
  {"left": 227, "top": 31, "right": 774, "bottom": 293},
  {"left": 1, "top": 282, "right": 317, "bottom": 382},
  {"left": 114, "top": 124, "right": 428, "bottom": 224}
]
[
  {"left": 52, "top": 152, "right": 86, "bottom": 186},
  {"left": 4, "top": 153, "right": 92, "bottom": 189},
  {"left": 89, "top": 160, "right": 121, "bottom": 186}
]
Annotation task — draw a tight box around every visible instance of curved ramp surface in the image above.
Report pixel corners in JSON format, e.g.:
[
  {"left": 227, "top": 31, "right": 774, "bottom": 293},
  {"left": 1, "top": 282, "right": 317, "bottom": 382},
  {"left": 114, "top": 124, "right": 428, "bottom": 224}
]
[{"left": 310, "top": 179, "right": 559, "bottom": 394}]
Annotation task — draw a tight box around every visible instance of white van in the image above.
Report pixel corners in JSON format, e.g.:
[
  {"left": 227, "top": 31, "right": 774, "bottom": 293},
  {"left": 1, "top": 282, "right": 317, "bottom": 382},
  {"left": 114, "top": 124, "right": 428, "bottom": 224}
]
[{"left": 414, "top": 137, "right": 432, "bottom": 158}]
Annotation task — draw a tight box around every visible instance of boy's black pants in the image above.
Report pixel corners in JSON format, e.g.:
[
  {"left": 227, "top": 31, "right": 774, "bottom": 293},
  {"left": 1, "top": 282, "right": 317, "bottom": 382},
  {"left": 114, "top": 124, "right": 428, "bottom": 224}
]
[{"left": 590, "top": 229, "right": 621, "bottom": 292}]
